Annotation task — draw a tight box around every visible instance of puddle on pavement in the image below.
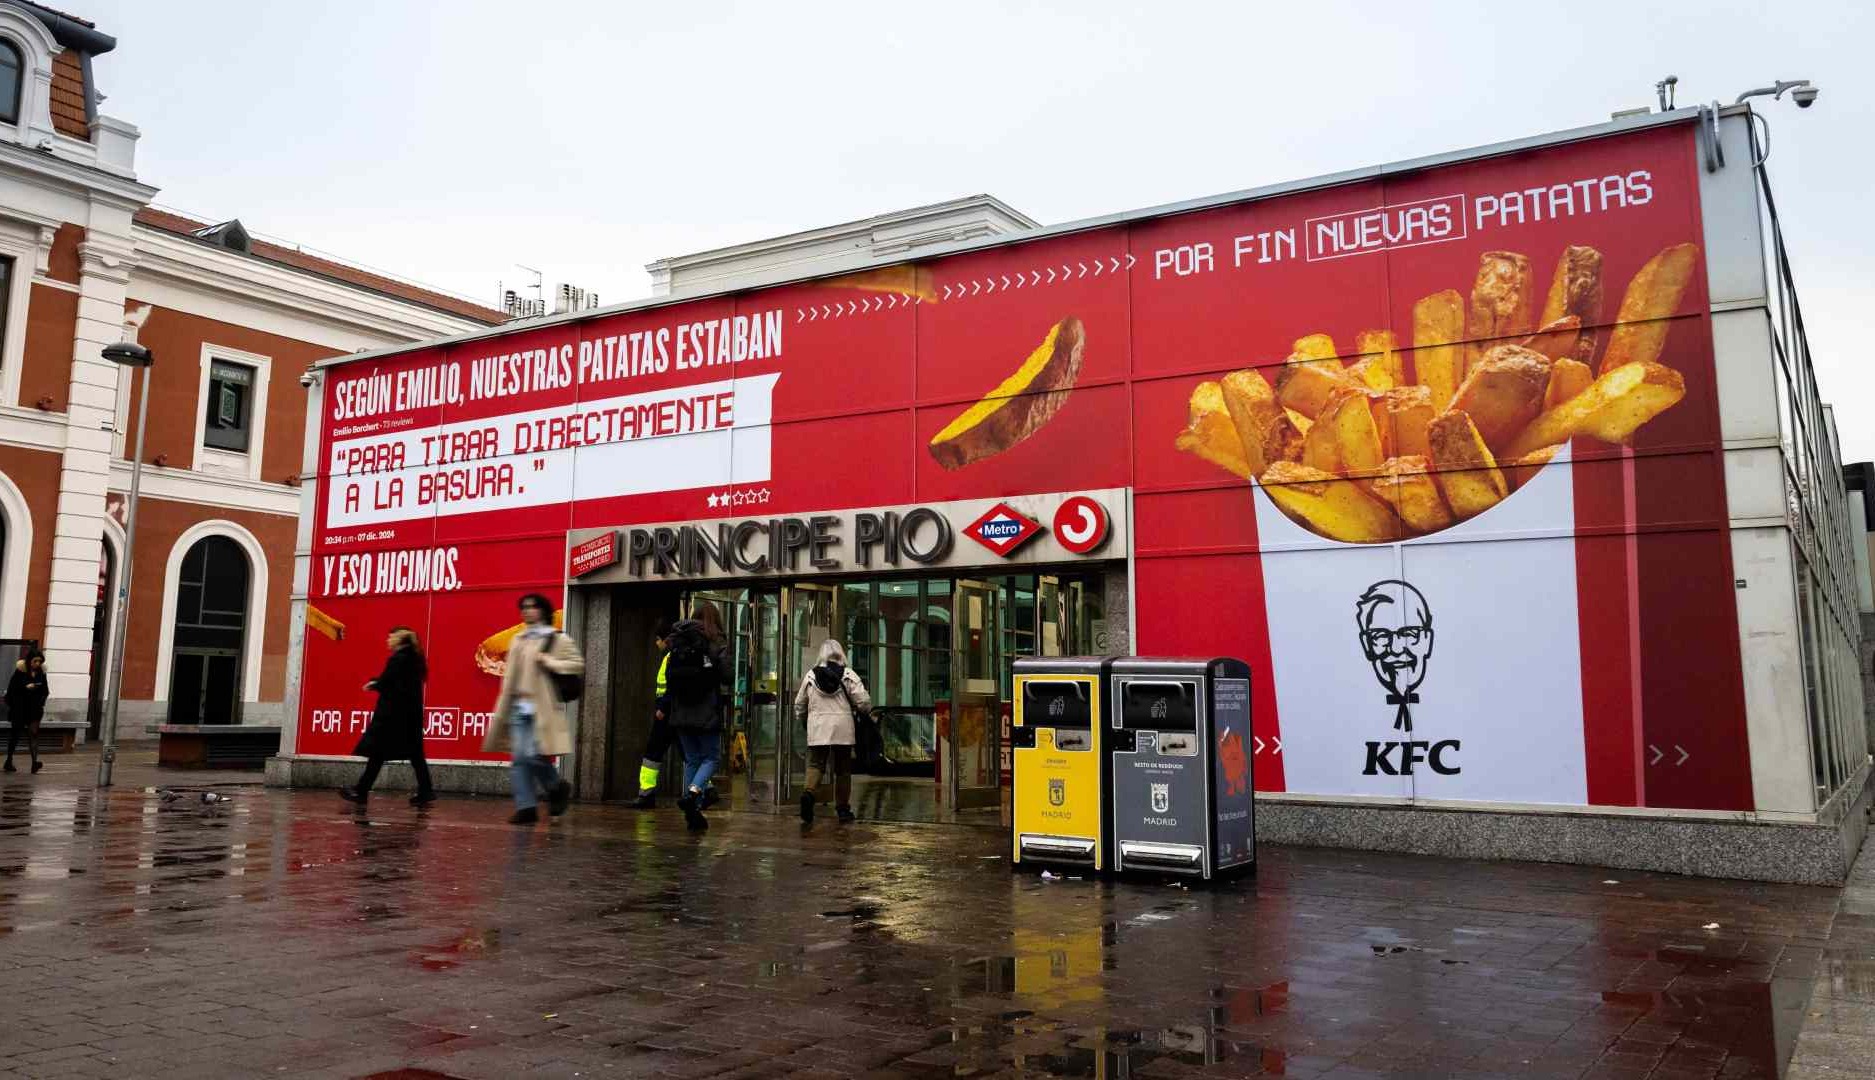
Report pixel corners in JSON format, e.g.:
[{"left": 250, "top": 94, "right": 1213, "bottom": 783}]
[
  {"left": 1600, "top": 977, "right": 1811, "bottom": 1078},
  {"left": 410, "top": 929, "right": 499, "bottom": 972}
]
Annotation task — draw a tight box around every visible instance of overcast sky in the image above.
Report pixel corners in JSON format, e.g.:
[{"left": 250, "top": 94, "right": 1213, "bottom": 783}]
[{"left": 82, "top": 0, "right": 1873, "bottom": 462}]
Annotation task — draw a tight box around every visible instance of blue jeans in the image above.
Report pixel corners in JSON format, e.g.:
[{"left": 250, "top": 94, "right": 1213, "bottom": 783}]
[
  {"left": 508, "top": 711, "right": 562, "bottom": 810},
  {"left": 677, "top": 730, "right": 720, "bottom": 794}
]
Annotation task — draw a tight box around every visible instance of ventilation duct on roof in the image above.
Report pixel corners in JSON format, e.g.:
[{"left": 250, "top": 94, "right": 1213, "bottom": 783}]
[{"left": 192, "top": 220, "right": 251, "bottom": 254}]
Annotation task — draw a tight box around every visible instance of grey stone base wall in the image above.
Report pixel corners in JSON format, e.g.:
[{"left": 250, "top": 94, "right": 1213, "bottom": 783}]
[
  {"left": 266, "top": 755, "right": 512, "bottom": 797},
  {"left": 1256, "top": 778, "right": 1874, "bottom": 886}
]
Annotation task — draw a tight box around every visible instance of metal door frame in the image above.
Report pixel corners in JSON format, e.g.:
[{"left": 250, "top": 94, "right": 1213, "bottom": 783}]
[{"left": 948, "top": 578, "right": 1002, "bottom": 811}]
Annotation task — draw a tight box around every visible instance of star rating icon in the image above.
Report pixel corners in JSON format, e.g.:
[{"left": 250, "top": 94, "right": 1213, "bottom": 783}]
[{"left": 705, "top": 488, "right": 772, "bottom": 511}]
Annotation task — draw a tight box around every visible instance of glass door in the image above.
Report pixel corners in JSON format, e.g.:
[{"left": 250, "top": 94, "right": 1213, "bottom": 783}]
[
  {"left": 949, "top": 578, "right": 1002, "bottom": 812},
  {"left": 744, "top": 589, "right": 782, "bottom": 807},
  {"left": 782, "top": 582, "right": 840, "bottom": 800}
]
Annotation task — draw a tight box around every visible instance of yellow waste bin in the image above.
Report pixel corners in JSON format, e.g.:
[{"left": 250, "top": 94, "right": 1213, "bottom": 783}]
[{"left": 1010, "top": 657, "right": 1111, "bottom": 871}]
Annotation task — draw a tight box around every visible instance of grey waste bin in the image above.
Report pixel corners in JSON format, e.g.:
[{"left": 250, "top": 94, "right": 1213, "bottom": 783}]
[{"left": 1106, "top": 657, "right": 1255, "bottom": 880}]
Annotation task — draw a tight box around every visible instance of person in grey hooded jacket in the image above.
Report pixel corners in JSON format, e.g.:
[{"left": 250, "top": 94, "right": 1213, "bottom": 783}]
[{"left": 792, "top": 639, "right": 870, "bottom": 825}]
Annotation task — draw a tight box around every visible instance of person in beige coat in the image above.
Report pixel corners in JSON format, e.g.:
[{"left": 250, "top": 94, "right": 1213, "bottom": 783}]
[
  {"left": 482, "top": 593, "right": 586, "bottom": 824},
  {"left": 793, "top": 639, "right": 870, "bottom": 826}
]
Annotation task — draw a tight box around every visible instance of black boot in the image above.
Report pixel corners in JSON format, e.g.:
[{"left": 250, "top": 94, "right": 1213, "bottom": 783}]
[
  {"left": 678, "top": 791, "right": 707, "bottom": 831},
  {"left": 2, "top": 759, "right": 13, "bottom": 773},
  {"left": 799, "top": 790, "right": 815, "bottom": 825},
  {"left": 338, "top": 787, "right": 366, "bottom": 803},
  {"left": 548, "top": 781, "right": 572, "bottom": 817},
  {"left": 409, "top": 792, "right": 437, "bottom": 807},
  {"left": 508, "top": 806, "right": 538, "bottom": 825},
  {"left": 836, "top": 805, "right": 856, "bottom": 824},
  {"left": 29, "top": 760, "right": 40, "bottom": 774}
]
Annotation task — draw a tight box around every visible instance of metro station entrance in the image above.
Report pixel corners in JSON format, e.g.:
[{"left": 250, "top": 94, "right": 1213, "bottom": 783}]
[{"left": 644, "top": 570, "right": 1108, "bottom": 824}]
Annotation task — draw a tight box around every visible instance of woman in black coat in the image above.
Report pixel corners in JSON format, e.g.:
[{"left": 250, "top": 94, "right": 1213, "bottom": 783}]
[
  {"left": 4, "top": 650, "right": 48, "bottom": 774},
  {"left": 340, "top": 627, "right": 435, "bottom": 806}
]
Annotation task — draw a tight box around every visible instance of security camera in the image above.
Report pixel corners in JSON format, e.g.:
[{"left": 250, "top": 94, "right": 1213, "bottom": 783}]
[
  {"left": 297, "top": 371, "right": 315, "bottom": 389},
  {"left": 1792, "top": 86, "right": 1819, "bottom": 108}
]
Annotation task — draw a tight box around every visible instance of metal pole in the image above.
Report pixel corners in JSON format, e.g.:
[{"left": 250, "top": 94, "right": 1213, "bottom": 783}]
[{"left": 96, "top": 362, "right": 149, "bottom": 787}]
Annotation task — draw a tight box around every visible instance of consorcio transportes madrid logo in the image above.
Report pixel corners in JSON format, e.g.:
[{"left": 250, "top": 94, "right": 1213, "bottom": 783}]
[{"left": 965, "top": 503, "right": 1042, "bottom": 557}]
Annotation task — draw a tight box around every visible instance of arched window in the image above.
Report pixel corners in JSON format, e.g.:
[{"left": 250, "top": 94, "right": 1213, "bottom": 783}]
[
  {"left": 0, "top": 40, "right": 20, "bottom": 125},
  {"left": 168, "top": 535, "right": 250, "bottom": 724}
]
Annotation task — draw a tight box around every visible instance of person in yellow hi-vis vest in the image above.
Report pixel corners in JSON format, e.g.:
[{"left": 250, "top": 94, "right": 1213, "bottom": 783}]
[{"left": 634, "top": 620, "right": 719, "bottom": 810}]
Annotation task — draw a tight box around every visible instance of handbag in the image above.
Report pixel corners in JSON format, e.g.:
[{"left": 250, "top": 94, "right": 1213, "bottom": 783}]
[{"left": 543, "top": 632, "right": 585, "bottom": 703}]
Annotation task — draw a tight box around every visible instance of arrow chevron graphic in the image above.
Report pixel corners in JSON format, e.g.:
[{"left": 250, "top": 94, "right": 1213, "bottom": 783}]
[
  {"left": 1078, "top": 262, "right": 1088, "bottom": 278},
  {"left": 1124, "top": 253, "right": 1136, "bottom": 269},
  {"left": 1648, "top": 743, "right": 1664, "bottom": 765}
]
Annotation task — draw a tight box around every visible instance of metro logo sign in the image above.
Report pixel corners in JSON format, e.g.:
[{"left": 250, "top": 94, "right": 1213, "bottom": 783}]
[{"left": 964, "top": 503, "right": 1041, "bottom": 557}]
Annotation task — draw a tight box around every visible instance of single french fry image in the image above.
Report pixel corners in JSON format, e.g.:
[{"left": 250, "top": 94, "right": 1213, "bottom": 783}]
[
  {"left": 1428, "top": 410, "right": 1509, "bottom": 520},
  {"left": 1412, "top": 289, "right": 1466, "bottom": 410},
  {"left": 1377, "top": 385, "right": 1435, "bottom": 461},
  {"left": 1318, "top": 387, "right": 1386, "bottom": 479},
  {"left": 1355, "top": 329, "right": 1404, "bottom": 386},
  {"left": 1505, "top": 360, "right": 1687, "bottom": 457},
  {"left": 1373, "top": 456, "right": 1455, "bottom": 533},
  {"left": 1301, "top": 409, "right": 1340, "bottom": 473},
  {"left": 1347, "top": 356, "right": 1396, "bottom": 393},
  {"left": 1467, "top": 251, "right": 1536, "bottom": 364},
  {"left": 1501, "top": 444, "right": 1562, "bottom": 493},
  {"left": 1174, "top": 380, "right": 1253, "bottom": 479},
  {"left": 1221, "top": 369, "right": 1298, "bottom": 478},
  {"left": 1541, "top": 245, "right": 1603, "bottom": 364},
  {"left": 306, "top": 604, "right": 346, "bottom": 642},
  {"left": 1545, "top": 357, "right": 1594, "bottom": 410},
  {"left": 1522, "top": 315, "right": 1583, "bottom": 363},
  {"left": 1450, "top": 344, "right": 1553, "bottom": 451},
  {"left": 1273, "top": 356, "right": 1359, "bottom": 418},
  {"left": 1260, "top": 461, "right": 1398, "bottom": 543},
  {"left": 1599, "top": 243, "right": 1700, "bottom": 374},
  {"left": 1292, "top": 333, "right": 1339, "bottom": 364}
]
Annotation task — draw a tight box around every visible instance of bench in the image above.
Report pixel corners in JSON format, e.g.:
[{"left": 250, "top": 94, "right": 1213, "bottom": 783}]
[
  {"left": 157, "top": 724, "right": 282, "bottom": 769},
  {"left": 0, "top": 719, "right": 88, "bottom": 753}
]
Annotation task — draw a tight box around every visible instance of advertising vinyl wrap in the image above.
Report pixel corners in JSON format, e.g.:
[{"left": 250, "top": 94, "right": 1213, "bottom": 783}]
[{"left": 302, "top": 120, "right": 1749, "bottom": 813}]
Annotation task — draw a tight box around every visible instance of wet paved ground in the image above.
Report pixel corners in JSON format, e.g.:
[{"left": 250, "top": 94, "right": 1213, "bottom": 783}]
[{"left": 0, "top": 751, "right": 1868, "bottom": 1079}]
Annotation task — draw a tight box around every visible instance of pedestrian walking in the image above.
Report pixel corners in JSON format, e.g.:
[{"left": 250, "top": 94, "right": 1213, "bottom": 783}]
[
  {"left": 340, "top": 627, "right": 435, "bottom": 807},
  {"left": 632, "top": 620, "right": 677, "bottom": 810},
  {"left": 667, "top": 602, "right": 729, "bottom": 831},
  {"left": 3, "top": 651, "right": 48, "bottom": 774},
  {"left": 483, "top": 593, "right": 585, "bottom": 825},
  {"left": 793, "top": 639, "right": 871, "bottom": 826}
]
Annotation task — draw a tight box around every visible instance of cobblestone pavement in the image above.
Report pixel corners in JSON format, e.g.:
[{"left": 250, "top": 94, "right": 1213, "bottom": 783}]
[{"left": 0, "top": 753, "right": 1863, "bottom": 1079}]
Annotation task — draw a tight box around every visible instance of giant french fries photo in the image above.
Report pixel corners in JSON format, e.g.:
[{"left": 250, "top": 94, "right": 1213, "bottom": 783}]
[
  {"left": 1411, "top": 289, "right": 1466, "bottom": 410},
  {"left": 1174, "top": 380, "right": 1252, "bottom": 479},
  {"left": 1597, "top": 242, "right": 1699, "bottom": 373},
  {"left": 1260, "top": 462, "right": 1397, "bottom": 543},
  {"left": 1540, "top": 245, "right": 1604, "bottom": 364},
  {"left": 1449, "top": 345, "right": 1552, "bottom": 451},
  {"left": 929, "top": 316, "right": 1085, "bottom": 470},
  {"left": 1174, "top": 242, "right": 1698, "bottom": 544},
  {"left": 1428, "top": 411, "right": 1509, "bottom": 520}
]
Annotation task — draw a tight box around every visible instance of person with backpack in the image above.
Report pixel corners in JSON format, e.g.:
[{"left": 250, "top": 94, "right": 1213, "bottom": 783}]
[
  {"left": 792, "top": 639, "right": 871, "bottom": 826},
  {"left": 638, "top": 619, "right": 721, "bottom": 810},
  {"left": 666, "top": 602, "right": 729, "bottom": 831},
  {"left": 483, "top": 592, "right": 585, "bottom": 825}
]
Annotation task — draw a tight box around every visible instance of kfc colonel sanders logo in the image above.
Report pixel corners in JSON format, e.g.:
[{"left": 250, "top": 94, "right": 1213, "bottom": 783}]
[{"left": 1355, "top": 581, "right": 1459, "bottom": 777}]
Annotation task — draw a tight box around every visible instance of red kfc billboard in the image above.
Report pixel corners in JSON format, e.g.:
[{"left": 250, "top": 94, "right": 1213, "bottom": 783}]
[{"left": 301, "top": 118, "right": 1747, "bottom": 813}]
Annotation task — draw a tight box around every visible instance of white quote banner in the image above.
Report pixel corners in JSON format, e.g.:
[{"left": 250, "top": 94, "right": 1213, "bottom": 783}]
[{"left": 324, "top": 373, "right": 780, "bottom": 529}]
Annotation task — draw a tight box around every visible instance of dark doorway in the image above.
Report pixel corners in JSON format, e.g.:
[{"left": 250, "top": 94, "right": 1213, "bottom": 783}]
[{"left": 167, "top": 536, "right": 248, "bottom": 725}]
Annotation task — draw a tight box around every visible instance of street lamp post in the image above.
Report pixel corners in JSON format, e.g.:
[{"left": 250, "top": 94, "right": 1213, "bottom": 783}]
[{"left": 97, "top": 341, "right": 153, "bottom": 788}]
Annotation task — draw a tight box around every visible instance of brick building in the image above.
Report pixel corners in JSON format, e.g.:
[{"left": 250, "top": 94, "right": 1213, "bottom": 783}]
[{"left": 0, "top": 2, "right": 504, "bottom": 743}]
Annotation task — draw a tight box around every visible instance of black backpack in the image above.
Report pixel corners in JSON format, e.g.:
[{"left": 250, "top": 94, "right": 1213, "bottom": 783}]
[{"left": 665, "top": 625, "right": 716, "bottom": 705}]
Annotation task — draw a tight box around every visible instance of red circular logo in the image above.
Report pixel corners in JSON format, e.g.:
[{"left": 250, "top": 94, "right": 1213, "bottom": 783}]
[{"left": 1052, "top": 496, "right": 1110, "bottom": 555}]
